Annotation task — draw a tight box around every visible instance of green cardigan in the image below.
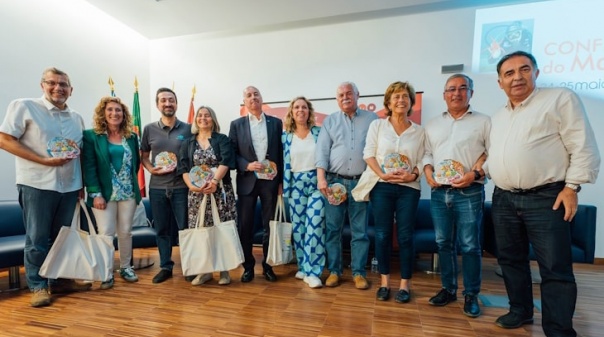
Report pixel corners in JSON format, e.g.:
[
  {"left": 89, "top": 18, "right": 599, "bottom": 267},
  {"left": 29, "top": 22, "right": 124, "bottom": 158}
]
[{"left": 82, "top": 129, "right": 142, "bottom": 208}]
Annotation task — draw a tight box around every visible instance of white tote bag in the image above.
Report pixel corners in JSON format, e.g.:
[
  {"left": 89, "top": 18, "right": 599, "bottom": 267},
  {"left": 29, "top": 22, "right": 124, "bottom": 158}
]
[
  {"left": 179, "top": 194, "right": 244, "bottom": 276},
  {"left": 267, "top": 195, "right": 294, "bottom": 266},
  {"left": 39, "top": 200, "right": 114, "bottom": 282}
]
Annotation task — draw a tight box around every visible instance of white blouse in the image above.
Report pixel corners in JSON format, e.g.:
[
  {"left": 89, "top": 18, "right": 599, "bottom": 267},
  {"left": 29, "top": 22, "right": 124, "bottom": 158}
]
[{"left": 290, "top": 134, "right": 316, "bottom": 172}]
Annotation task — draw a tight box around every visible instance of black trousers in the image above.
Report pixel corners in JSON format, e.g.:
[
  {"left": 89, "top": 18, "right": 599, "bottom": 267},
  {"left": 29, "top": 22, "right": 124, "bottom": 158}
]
[{"left": 237, "top": 179, "right": 279, "bottom": 272}]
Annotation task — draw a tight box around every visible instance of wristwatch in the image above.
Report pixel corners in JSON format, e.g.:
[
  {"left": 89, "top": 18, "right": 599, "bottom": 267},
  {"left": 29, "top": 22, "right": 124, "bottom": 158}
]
[
  {"left": 473, "top": 169, "right": 482, "bottom": 181},
  {"left": 565, "top": 183, "right": 581, "bottom": 193}
]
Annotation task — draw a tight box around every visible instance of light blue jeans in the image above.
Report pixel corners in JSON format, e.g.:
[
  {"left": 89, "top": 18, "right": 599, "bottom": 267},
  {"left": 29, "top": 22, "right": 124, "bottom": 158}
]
[
  {"left": 324, "top": 175, "right": 369, "bottom": 277},
  {"left": 18, "top": 184, "right": 79, "bottom": 291},
  {"left": 430, "top": 183, "right": 484, "bottom": 295}
]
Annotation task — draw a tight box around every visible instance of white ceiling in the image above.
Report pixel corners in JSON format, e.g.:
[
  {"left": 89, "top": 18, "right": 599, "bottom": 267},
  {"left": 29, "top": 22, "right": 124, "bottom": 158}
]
[{"left": 82, "top": 0, "right": 545, "bottom": 40}]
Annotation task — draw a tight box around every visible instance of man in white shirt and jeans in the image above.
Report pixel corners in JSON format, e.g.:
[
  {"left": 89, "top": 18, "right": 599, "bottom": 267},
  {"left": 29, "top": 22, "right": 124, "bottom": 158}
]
[
  {"left": 488, "top": 51, "right": 600, "bottom": 337},
  {"left": 423, "top": 74, "right": 491, "bottom": 318},
  {"left": 0, "top": 67, "right": 91, "bottom": 307}
]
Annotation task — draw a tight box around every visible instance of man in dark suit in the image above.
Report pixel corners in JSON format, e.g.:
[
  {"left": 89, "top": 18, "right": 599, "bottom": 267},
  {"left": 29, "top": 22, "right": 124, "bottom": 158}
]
[{"left": 229, "top": 86, "right": 283, "bottom": 283}]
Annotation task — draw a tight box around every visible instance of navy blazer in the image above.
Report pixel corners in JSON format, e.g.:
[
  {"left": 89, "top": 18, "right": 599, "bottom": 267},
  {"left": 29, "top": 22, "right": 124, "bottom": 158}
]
[{"left": 228, "top": 114, "right": 283, "bottom": 196}]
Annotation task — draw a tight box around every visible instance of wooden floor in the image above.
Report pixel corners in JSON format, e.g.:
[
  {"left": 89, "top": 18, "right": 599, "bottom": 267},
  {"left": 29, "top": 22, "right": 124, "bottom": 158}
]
[{"left": 1, "top": 248, "right": 603, "bottom": 337}]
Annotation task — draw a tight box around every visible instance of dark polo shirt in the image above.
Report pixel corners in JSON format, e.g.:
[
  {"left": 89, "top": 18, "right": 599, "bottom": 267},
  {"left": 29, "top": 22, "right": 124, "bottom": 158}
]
[{"left": 141, "top": 118, "right": 192, "bottom": 189}]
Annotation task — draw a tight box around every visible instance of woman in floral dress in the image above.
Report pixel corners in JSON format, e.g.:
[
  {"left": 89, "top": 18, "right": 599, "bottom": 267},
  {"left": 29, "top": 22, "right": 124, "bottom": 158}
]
[{"left": 178, "top": 106, "right": 236, "bottom": 285}]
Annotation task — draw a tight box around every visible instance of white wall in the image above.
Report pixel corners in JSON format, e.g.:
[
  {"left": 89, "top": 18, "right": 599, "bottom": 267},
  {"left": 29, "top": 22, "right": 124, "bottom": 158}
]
[
  {"left": 149, "top": 6, "right": 604, "bottom": 257},
  {"left": 0, "top": 0, "right": 151, "bottom": 200}
]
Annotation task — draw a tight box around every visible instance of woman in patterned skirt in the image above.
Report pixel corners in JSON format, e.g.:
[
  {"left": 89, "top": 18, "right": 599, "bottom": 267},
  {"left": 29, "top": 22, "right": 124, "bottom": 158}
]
[{"left": 178, "top": 106, "right": 236, "bottom": 285}]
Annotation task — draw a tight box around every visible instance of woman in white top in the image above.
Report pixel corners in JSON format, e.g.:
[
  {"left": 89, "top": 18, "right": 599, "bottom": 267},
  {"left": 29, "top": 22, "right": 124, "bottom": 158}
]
[
  {"left": 282, "top": 96, "right": 326, "bottom": 288},
  {"left": 363, "top": 82, "right": 425, "bottom": 303}
]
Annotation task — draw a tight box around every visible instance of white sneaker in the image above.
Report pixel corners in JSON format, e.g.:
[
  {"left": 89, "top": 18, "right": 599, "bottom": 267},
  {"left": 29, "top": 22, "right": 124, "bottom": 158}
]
[
  {"left": 191, "top": 273, "right": 213, "bottom": 285},
  {"left": 295, "top": 271, "right": 305, "bottom": 280},
  {"left": 218, "top": 271, "right": 231, "bottom": 285},
  {"left": 304, "top": 275, "right": 323, "bottom": 289}
]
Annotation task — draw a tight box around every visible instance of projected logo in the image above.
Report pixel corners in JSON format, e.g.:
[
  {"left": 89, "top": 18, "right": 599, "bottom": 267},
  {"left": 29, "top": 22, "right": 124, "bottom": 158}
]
[{"left": 478, "top": 19, "right": 534, "bottom": 72}]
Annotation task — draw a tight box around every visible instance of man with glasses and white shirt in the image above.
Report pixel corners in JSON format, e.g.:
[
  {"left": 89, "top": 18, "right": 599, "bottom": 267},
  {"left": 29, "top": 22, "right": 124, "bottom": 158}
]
[
  {"left": 0, "top": 67, "right": 91, "bottom": 307},
  {"left": 423, "top": 74, "right": 491, "bottom": 318}
]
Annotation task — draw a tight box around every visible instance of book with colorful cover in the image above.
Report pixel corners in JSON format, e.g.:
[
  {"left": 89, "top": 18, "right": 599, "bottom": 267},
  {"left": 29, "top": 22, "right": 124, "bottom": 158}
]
[
  {"left": 189, "top": 165, "right": 214, "bottom": 187},
  {"left": 255, "top": 159, "right": 277, "bottom": 180},
  {"left": 327, "top": 183, "right": 347, "bottom": 205},
  {"left": 47, "top": 137, "right": 80, "bottom": 158},
  {"left": 434, "top": 159, "right": 464, "bottom": 184},
  {"left": 382, "top": 153, "right": 411, "bottom": 173},
  {"left": 154, "top": 151, "right": 177, "bottom": 173}
]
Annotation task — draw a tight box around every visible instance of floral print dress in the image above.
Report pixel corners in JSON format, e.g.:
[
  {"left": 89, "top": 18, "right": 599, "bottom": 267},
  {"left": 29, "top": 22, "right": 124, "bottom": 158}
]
[{"left": 187, "top": 142, "right": 237, "bottom": 228}]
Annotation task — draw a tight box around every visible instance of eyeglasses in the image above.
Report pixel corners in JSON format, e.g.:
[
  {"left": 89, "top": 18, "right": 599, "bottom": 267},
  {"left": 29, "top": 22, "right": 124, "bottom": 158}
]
[
  {"left": 42, "top": 80, "right": 70, "bottom": 88},
  {"left": 444, "top": 86, "right": 469, "bottom": 93}
]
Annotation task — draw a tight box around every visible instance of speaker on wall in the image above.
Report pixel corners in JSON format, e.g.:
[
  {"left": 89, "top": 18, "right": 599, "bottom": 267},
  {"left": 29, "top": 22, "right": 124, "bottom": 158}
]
[{"left": 441, "top": 64, "right": 464, "bottom": 73}]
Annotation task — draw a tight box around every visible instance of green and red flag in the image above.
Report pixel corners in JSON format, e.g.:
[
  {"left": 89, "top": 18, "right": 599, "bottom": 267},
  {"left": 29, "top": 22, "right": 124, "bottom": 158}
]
[{"left": 132, "top": 77, "right": 146, "bottom": 197}]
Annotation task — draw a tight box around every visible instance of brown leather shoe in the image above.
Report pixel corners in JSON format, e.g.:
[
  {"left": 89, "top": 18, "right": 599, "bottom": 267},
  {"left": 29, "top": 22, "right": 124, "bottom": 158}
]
[
  {"left": 353, "top": 275, "right": 369, "bottom": 290},
  {"left": 325, "top": 273, "right": 340, "bottom": 287},
  {"left": 31, "top": 288, "right": 51, "bottom": 307}
]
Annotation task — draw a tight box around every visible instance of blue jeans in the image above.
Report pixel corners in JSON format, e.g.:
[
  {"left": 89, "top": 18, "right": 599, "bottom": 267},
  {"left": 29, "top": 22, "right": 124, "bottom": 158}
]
[
  {"left": 18, "top": 184, "right": 79, "bottom": 291},
  {"left": 431, "top": 184, "right": 484, "bottom": 295},
  {"left": 370, "top": 182, "right": 419, "bottom": 279},
  {"left": 492, "top": 184, "right": 576, "bottom": 337},
  {"left": 325, "top": 175, "right": 369, "bottom": 277},
  {"left": 149, "top": 188, "right": 188, "bottom": 271}
]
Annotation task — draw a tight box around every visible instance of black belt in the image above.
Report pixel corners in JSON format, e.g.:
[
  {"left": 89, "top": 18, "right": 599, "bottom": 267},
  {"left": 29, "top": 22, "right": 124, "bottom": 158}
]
[
  {"left": 328, "top": 172, "right": 361, "bottom": 180},
  {"left": 507, "top": 181, "right": 565, "bottom": 194}
]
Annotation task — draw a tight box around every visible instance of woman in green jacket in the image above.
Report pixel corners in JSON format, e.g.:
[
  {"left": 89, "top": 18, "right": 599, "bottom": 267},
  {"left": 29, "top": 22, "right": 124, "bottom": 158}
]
[{"left": 82, "top": 96, "right": 142, "bottom": 289}]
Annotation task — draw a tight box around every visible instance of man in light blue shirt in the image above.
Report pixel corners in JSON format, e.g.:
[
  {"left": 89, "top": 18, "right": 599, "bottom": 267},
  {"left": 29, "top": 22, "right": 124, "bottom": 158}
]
[{"left": 316, "top": 81, "right": 377, "bottom": 289}]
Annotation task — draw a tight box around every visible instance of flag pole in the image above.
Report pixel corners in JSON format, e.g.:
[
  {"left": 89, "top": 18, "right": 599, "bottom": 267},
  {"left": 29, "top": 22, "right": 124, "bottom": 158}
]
[{"left": 108, "top": 77, "right": 116, "bottom": 97}]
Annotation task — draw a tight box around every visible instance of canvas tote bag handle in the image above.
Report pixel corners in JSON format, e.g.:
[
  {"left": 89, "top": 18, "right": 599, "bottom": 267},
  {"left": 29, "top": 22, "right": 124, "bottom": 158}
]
[
  {"left": 72, "top": 199, "right": 97, "bottom": 235},
  {"left": 195, "top": 194, "right": 210, "bottom": 229},
  {"left": 273, "top": 195, "right": 286, "bottom": 223}
]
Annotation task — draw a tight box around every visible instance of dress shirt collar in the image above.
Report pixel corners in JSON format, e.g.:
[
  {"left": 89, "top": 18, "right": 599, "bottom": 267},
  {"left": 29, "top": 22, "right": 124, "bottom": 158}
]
[
  {"left": 41, "top": 95, "right": 71, "bottom": 113},
  {"left": 505, "top": 88, "right": 540, "bottom": 110},
  {"left": 248, "top": 112, "right": 265, "bottom": 123},
  {"left": 442, "top": 106, "right": 473, "bottom": 120},
  {"left": 340, "top": 108, "right": 360, "bottom": 119}
]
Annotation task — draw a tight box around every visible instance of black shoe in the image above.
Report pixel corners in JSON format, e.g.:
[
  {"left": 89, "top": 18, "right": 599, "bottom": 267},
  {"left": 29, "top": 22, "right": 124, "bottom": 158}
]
[
  {"left": 152, "top": 269, "right": 173, "bottom": 284},
  {"left": 463, "top": 294, "right": 481, "bottom": 318},
  {"left": 395, "top": 289, "right": 411, "bottom": 303},
  {"left": 429, "top": 288, "right": 457, "bottom": 306},
  {"left": 184, "top": 275, "right": 196, "bottom": 282},
  {"left": 241, "top": 269, "right": 255, "bottom": 283},
  {"left": 376, "top": 287, "right": 390, "bottom": 301},
  {"left": 495, "top": 312, "right": 534, "bottom": 329},
  {"left": 263, "top": 269, "right": 277, "bottom": 282}
]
